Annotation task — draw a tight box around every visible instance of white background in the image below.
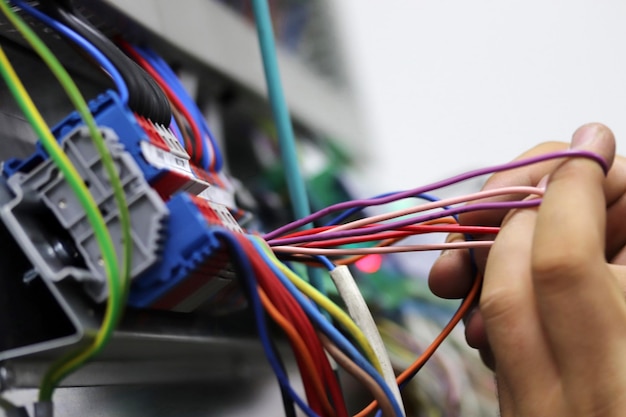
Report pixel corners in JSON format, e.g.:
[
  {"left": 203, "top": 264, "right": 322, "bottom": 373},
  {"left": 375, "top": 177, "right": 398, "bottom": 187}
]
[{"left": 332, "top": 1, "right": 626, "bottom": 194}]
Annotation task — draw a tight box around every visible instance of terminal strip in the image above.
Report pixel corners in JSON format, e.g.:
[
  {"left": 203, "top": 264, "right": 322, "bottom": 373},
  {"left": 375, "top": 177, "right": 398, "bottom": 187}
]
[
  {"left": 1, "top": 91, "right": 246, "bottom": 311},
  {"left": 3, "top": 90, "right": 212, "bottom": 202},
  {"left": 128, "top": 193, "right": 243, "bottom": 313},
  {"left": 1, "top": 127, "right": 168, "bottom": 302}
]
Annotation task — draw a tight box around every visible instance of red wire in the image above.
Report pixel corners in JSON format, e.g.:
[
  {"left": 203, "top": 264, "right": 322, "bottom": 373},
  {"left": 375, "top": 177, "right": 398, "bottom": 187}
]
[
  {"left": 249, "top": 240, "right": 348, "bottom": 417},
  {"left": 253, "top": 255, "right": 324, "bottom": 414},
  {"left": 279, "top": 223, "right": 499, "bottom": 240},
  {"left": 299, "top": 226, "right": 498, "bottom": 248},
  {"left": 118, "top": 40, "right": 207, "bottom": 167},
  {"left": 259, "top": 288, "right": 338, "bottom": 417},
  {"left": 238, "top": 236, "right": 349, "bottom": 417},
  {"left": 255, "top": 263, "right": 348, "bottom": 417},
  {"left": 259, "top": 269, "right": 341, "bottom": 416}
]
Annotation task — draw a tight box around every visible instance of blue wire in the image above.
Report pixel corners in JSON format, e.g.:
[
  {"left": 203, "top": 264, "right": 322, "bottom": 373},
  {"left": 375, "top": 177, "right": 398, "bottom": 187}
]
[
  {"left": 374, "top": 380, "right": 414, "bottom": 417},
  {"left": 11, "top": 0, "right": 129, "bottom": 105},
  {"left": 212, "top": 229, "right": 319, "bottom": 417},
  {"left": 142, "top": 50, "right": 211, "bottom": 169},
  {"left": 326, "top": 192, "right": 456, "bottom": 226},
  {"left": 152, "top": 49, "right": 223, "bottom": 171},
  {"left": 250, "top": 0, "right": 324, "bottom": 293},
  {"left": 137, "top": 45, "right": 225, "bottom": 172},
  {"left": 168, "top": 114, "right": 184, "bottom": 145},
  {"left": 154, "top": 61, "right": 202, "bottom": 157},
  {"left": 129, "top": 45, "right": 209, "bottom": 168},
  {"left": 314, "top": 255, "right": 335, "bottom": 271},
  {"left": 250, "top": 237, "right": 404, "bottom": 417}
]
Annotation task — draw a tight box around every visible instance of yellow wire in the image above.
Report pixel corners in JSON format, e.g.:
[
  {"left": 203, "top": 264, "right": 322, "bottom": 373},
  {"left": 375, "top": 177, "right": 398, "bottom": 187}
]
[
  {"left": 0, "top": 1, "right": 130, "bottom": 400},
  {"left": 0, "top": 44, "right": 122, "bottom": 401},
  {"left": 254, "top": 237, "right": 384, "bottom": 375}
]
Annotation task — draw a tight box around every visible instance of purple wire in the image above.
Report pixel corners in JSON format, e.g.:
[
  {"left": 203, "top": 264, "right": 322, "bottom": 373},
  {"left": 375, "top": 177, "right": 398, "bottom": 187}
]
[
  {"left": 263, "top": 149, "right": 607, "bottom": 240},
  {"left": 268, "top": 199, "right": 540, "bottom": 246}
]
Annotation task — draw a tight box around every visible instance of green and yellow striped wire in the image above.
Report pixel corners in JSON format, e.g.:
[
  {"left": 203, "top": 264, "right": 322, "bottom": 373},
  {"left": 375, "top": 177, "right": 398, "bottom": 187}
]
[
  {"left": 253, "top": 236, "right": 384, "bottom": 375},
  {"left": 0, "top": 0, "right": 132, "bottom": 401}
]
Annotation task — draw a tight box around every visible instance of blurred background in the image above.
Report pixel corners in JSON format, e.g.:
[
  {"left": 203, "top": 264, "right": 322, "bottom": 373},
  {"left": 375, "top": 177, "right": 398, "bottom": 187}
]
[{"left": 333, "top": 0, "right": 626, "bottom": 193}]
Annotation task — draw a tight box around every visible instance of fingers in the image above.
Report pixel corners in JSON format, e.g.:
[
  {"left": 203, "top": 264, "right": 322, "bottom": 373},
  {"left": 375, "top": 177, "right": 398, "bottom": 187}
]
[
  {"left": 459, "top": 141, "right": 569, "bottom": 229},
  {"left": 480, "top": 205, "right": 557, "bottom": 407},
  {"left": 606, "top": 190, "right": 626, "bottom": 260},
  {"left": 428, "top": 233, "right": 474, "bottom": 298},
  {"left": 430, "top": 135, "right": 626, "bottom": 305},
  {"left": 608, "top": 264, "right": 626, "bottom": 294},
  {"left": 463, "top": 308, "right": 489, "bottom": 349},
  {"left": 531, "top": 124, "right": 626, "bottom": 376},
  {"left": 462, "top": 145, "right": 626, "bottom": 257},
  {"left": 429, "top": 144, "right": 572, "bottom": 302},
  {"left": 428, "top": 232, "right": 492, "bottom": 349}
]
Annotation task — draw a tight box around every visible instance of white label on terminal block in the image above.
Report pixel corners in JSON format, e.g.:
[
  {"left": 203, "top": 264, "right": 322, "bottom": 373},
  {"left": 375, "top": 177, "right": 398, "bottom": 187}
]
[{"left": 141, "top": 141, "right": 193, "bottom": 176}]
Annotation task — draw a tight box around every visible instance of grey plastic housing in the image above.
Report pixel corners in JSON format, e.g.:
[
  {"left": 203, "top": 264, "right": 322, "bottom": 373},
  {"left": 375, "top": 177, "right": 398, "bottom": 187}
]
[{"left": 0, "top": 127, "right": 168, "bottom": 302}]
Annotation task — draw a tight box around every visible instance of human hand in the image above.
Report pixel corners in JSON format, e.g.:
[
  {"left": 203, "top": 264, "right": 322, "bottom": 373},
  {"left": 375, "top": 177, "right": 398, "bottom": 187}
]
[
  {"left": 474, "top": 124, "right": 626, "bottom": 416},
  {"left": 429, "top": 124, "right": 626, "bottom": 364}
]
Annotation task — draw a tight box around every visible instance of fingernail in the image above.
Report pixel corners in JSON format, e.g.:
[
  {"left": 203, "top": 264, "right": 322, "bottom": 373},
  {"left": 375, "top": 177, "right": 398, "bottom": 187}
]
[{"left": 570, "top": 124, "right": 599, "bottom": 149}]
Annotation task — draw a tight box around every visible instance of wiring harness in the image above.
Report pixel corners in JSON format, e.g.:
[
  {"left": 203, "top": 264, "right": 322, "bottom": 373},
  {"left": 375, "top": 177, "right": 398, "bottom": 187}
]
[{"left": 0, "top": 1, "right": 611, "bottom": 417}]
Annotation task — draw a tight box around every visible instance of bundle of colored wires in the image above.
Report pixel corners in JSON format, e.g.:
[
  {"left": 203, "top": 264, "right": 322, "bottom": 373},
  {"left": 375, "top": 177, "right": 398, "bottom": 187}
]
[
  {"left": 42, "top": 0, "right": 172, "bottom": 124},
  {"left": 267, "top": 186, "right": 543, "bottom": 261},
  {"left": 264, "top": 148, "right": 607, "bottom": 242},
  {"left": 10, "top": 0, "right": 129, "bottom": 106},
  {"left": 0, "top": 0, "right": 132, "bottom": 402},
  {"left": 3, "top": 3, "right": 613, "bottom": 417},
  {"left": 118, "top": 40, "right": 222, "bottom": 172},
  {"left": 208, "top": 221, "right": 489, "bottom": 416},
  {"left": 131, "top": 44, "right": 224, "bottom": 173},
  {"left": 258, "top": 149, "right": 607, "bottom": 416},
  {"left": 214, "top": 229, "right": 405, "bottom": 417}
]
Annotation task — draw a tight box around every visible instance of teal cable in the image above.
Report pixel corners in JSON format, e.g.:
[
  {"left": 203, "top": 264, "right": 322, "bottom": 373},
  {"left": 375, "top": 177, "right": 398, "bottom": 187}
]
[{"left": 250, "top": 0, "right": 324, "bottom": 290}]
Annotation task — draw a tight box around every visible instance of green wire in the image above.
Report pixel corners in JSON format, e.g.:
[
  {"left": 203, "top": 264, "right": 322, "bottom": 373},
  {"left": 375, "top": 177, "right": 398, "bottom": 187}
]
[
  {"left": 0, "top": 42, "right": 118, "bottom": 403},
  {"left": 0, "top": 0, "right": 132, "bottom": 401},
  {"left": 250, "top": 0, "right": 325, "bottom": 292},
  {"left": 253, "top": 236, "right": 384, "bottom": 375}
]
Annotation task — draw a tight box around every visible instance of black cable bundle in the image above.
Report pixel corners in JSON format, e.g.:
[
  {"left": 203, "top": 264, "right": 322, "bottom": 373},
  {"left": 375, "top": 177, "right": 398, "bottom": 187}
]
[{"left": 43, "top": 0, "right": 172, "bottom": 125}]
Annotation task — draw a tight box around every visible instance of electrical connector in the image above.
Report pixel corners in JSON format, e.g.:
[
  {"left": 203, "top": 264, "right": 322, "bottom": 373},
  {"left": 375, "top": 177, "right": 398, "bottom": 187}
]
[
  {"left": 3, "top": 90, "right": 211, "bottom": 201},
  {"left": 1, "top": 90, "right": 245, "bottom": 311},
  {"left": 128, "top": 193, "right": 243, "bottom": 313},
  {"left": 1, "top": 126, "right": 168, "bottom": 302}
]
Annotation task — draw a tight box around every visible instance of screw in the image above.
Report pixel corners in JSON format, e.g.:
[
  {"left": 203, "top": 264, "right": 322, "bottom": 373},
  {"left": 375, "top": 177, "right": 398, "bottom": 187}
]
[{"left": 0, "top": 365, "right": 15, "bottom": 392}]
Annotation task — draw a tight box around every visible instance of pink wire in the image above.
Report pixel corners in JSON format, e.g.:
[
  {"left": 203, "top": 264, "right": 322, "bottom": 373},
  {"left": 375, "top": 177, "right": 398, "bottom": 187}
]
[
  {"left": 263, "top": 149, "right": 606, "bottom": 241},
  {"left": 267, "top": 186, "right": 543, "bottom": 247},
  {"left": 322, "top": 186, "right": 541, "bottom": 233}
]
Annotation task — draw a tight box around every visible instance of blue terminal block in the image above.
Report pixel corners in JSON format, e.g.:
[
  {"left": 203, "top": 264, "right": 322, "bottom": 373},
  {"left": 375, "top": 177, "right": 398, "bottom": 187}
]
[
  {"left": 3, "top": 90, "right": 163, "bottom": 183},
  {"left": 1, "top": 90, "right": 241, "bottom": 312},
  {"left": 128, "top": 193, "right": 240, "bottom": 313}
]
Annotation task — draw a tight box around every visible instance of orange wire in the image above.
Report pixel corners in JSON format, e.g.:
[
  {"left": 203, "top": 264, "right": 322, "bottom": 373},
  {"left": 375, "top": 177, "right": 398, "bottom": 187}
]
[
  {"left": 353, "top": 272, "right": 483, "bottom": 417},
  {"left": 258, "top": 287, "right": 338, "bottom": 417}
]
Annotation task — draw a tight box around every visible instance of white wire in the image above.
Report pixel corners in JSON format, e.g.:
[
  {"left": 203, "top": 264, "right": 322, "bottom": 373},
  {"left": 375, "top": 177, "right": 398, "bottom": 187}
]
[{"left": 329, "top": 265, "right": 406, "bottom": 416}]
